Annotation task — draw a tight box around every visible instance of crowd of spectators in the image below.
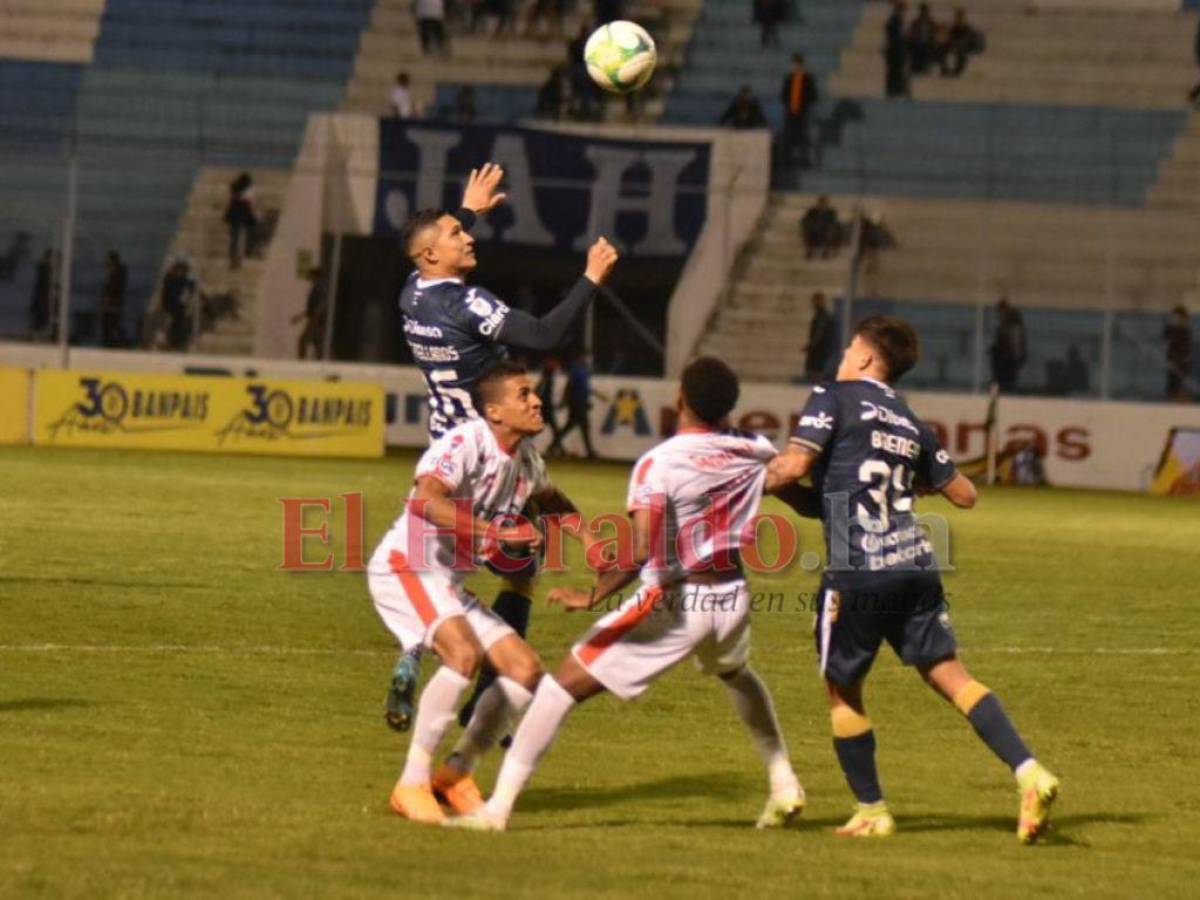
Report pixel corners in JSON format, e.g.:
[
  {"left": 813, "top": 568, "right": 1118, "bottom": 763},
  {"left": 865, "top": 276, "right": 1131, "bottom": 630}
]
[{"left": 884, "top": 1, "right": 984, "bottom": 98}]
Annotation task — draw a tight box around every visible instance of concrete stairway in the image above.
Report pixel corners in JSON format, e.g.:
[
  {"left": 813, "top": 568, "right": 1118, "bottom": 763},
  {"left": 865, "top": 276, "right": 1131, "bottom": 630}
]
[
  {"left": 695, "top": 193, "right": 852, "bottom": 382},
  {"left": 342, "top": 0, "right": 700, "bottom": 124},
  {"left": 829, "top": 0, "right": 1198, "bottom": 110},
  {"left": 152, "top": 166, "right": 289, "bottom": 356}
]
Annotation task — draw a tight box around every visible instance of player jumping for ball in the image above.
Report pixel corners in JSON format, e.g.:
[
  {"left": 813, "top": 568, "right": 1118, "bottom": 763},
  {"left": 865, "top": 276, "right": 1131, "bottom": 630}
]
[
  {"left": 368, "top": 362, "right": 592, "bottom": 824},
  {"left": 449, "top": 357, "right": 807, "bottom": 831},
  {"left": 385, "top": 162, "right": 619, "bottom": 732},
  {"left": 767, "top": 316, "right": 1059, "bottom": 843}
]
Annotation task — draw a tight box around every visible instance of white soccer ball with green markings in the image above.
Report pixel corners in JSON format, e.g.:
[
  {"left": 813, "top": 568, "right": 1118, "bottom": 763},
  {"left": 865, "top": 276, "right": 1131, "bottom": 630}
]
[{"left": 584, "top": 20, "right": 657, "bottom": 94}]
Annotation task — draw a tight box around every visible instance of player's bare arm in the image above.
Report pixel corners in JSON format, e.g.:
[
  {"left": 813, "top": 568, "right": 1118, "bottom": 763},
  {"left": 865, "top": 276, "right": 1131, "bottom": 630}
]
[
  {"left": 411, "top": 474, "right": 543, "bottom": 553},
  {"left": 938, "top": 472, "right": 977, "bottom": 509},
  {"left": 548, "top": 506, "right": 654, "bottom": 611},
  {"left": 765, "top": 444, "right": 817, "bottom": 491}
]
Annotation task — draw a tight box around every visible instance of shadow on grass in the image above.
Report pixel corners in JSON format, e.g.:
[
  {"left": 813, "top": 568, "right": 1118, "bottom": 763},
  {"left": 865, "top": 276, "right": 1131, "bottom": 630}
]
[
  {"left": 521, "top": 771, "right": 755, "bottom": 814},
  {"left": 0, "top": 575, "right": 207, "bottom": 590},
  {"left": 898, "top": 811, "right": 1152, "bottom": 846},
  {"left": 0, "top": 697, "right": 94, "bottom": 712}
]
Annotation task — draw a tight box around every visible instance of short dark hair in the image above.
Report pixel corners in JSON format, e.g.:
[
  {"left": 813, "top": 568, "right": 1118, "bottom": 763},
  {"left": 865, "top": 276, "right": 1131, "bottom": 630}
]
[
  {"left": 473, "top": 361, "right": 529, "bottom": 410},
  {"left": 681, "top": 356, "right": 739, "bottom": 426},
  {"left": 855, "top": 315, "right": 920, "bottom": 382},
  {"left": 400, "top": 208, "right": 447, "bottom": 259}
]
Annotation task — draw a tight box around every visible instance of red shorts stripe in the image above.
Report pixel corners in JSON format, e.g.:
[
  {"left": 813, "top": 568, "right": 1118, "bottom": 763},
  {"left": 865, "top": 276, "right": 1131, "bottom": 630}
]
[
  {"left": 576, "top": 587, "right": 663, "bottom": 667},
  {"left": 389, "top": 550, "right": 438, "bottom": 626}
]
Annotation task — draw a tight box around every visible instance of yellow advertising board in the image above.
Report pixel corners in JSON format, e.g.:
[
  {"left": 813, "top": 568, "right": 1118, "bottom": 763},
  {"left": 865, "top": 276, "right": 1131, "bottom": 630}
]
[
  {"left": 33, "top": 369, "right": 384, "bottom": 458},
  {"left": 0, "top": 367, "right": 31, "bottom": 444}
]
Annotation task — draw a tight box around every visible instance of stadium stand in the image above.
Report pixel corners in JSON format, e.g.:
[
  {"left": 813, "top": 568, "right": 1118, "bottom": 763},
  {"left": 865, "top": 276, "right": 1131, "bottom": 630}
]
[
  {"left": 342, "top": 0, "right": 700, "bottom": 123},
  {"left": 691, "top": 1, "right": 1200, "bottom": 398},
  {"left": 665, "top": 0, "right": 863, "bottom": 130},
  {"left": 0, "top": 0, "right": 373, "bottom": 350}
]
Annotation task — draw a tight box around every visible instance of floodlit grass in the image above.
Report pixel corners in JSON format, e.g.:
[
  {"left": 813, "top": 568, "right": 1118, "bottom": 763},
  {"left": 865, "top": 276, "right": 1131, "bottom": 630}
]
[{"left": 1, "top": 445, "right": 1199, "bottom": 898}]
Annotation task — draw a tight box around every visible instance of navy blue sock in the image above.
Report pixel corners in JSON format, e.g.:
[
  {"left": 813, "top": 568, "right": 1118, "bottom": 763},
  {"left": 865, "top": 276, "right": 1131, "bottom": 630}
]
[
  {"left": 965, "top": 692, "right": 1032, "bottom": 771},
  {"left": 833, "top": 731, "right": 883, "bottom": 805}
]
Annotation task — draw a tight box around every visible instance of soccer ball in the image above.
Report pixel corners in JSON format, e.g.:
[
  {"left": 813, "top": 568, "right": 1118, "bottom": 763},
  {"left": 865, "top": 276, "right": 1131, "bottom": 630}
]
[{"left": 584, "top": 20, "right": 657, "bottom": 94}]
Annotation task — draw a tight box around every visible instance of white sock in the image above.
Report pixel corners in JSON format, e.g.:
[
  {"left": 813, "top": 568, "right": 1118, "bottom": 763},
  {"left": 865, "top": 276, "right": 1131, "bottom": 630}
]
[
  {"left": 723, "top": 666, "right": 799, "bottom": 797},
  {"left": 448, "top": 677, "right": 534, "bottom": 774},
  {"left": 484, "top": 675, "right": 576, "bottom": 820},
  {"left": 399, "top": 666, "right": 471, "bottom": 786}
]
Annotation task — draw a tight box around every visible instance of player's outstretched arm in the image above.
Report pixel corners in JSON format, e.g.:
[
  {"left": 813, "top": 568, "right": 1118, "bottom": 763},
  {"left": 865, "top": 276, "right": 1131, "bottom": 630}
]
[
  {"left": 938, "top": 472, "right": 977, "bottom": 509},
  {"left": 496, "top": 238, "right": 619, "bottom": 353},
  {"left": 765, "top": 446, "right": 816, "bottom": 492},
  {"left": 548, "top": 506, "right": 652, "bottom": 611},
  {"left": 411, "top": 475, "right": 542, "bottom": 554}
]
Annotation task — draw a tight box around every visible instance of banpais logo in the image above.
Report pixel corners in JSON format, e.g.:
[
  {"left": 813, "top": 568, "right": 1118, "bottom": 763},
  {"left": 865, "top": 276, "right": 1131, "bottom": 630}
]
[
  {"left": 217, "top": 384, "right": 373, "bottom": 444},
  {"left": 47, "top": 377, "right": 209, "bottom": 439}
]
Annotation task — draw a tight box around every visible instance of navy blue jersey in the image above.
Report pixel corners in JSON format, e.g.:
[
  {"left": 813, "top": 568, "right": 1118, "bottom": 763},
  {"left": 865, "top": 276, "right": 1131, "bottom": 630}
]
[
  {"left": 399, "top": 272, "right": 512, "bottom": 439},
  {"left": 791, "top": 378, "right": 957, "bottom": 575}
]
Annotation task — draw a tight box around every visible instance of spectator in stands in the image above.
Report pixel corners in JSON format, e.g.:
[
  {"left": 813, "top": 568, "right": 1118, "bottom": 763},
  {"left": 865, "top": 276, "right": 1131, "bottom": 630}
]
[
  {"left": 1164, "top": 305, "right": 1193, "bottom": 401},
  {"left": 907, "top": 3, "right": 937, "bottom": 75},
  {"left": 780, "top": 53, "right": 818, "bottom": 168},
  {"left": 454, "top": 85, "right": 477, "bottom": 123},
  {"left": 936, "top": 7, "right": 983, "bottom": 77},
  {"left": 754, "top": 0, "right": 787, "bottom": 49},
  {"left": 292, "top": 266, "right": 328, "bottom": 360},
  {"left": 536, "top": 66, "right": 569, "bottom": 119},
  {"left": 990, "top": 297, "right": 1027, "bottom": 393},
  {"left": 568, "top": 24, "right": 601, "bottom": 120},
  {"left": 804, "top": 291, "right": 838, "bottom": 382},
  {"left": 160, "top": 256, "right": 196, "bottom": 352},
  {"left": 1190, "top": 17, "right": 1200, "bottom": 106},
  {"left": 800, "top": 195, "right": 841, "bottom": 259},
  {"left": 29, "top": 248, "right": 55, "bottom": 339},
  {"left": 416, "top": 0, "right": 448, "bottom": 55},
  {"left": 99, "top": 250, "right": 128, "bottom": 348},
  {"left": 593, "top": 0, "right": 621, "bottom": 26},
  {"left": 525, "top": 0, "right": 565, "bottom": 36},
  {"left": 884, "top": 1, "right": 910, "bottom": 98},
  {"left": 719, "top": 85, "right": 768, "bottom": 129},
  {"left": 1065, "top": 345, "right": 1090, "bottom": 396},
  {"left": 391, "top": 71, "right": 419, "bottom": 118},
  {"left": 224, "top": 171, "right": 259, "bottom": 270}
]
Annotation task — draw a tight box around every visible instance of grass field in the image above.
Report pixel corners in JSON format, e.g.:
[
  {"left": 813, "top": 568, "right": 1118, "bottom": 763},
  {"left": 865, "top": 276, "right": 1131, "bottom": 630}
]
[{"left": 2, "top": 444, "right": 1199, "bottom": 898}]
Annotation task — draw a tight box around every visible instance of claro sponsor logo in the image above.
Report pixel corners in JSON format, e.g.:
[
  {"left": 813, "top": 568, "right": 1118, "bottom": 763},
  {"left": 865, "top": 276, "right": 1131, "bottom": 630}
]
[{"left": 46, "top": 377, "right": 209, "bottom": 440}]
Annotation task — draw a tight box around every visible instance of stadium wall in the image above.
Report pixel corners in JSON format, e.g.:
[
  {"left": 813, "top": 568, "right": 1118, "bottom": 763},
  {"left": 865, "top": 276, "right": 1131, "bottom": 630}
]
[
  {"left": 5, "top": 343, "right": 1199, "bottom": 492},
  {"left": 255, "top": 113, "right": 770, "bottom": 370}
]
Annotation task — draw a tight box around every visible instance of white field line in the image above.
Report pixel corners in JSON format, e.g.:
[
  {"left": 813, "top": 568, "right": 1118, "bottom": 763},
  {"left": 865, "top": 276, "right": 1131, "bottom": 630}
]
[{"left": 0, "top": 644, "right": 1195, "bottom": 656}]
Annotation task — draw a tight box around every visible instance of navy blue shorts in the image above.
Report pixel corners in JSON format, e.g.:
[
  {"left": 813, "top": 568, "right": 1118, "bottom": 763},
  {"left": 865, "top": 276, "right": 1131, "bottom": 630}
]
[{"left": 812, "top": 571, "right": 957, "bottom": 685}]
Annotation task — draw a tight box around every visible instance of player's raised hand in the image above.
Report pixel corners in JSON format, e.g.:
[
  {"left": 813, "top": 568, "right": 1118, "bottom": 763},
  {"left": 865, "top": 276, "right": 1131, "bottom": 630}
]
[
  {"left": 461, "top": 162, "right": 507, "bottom": 214},
  {"left": 583, "top": 237, "right": 619, "bottom": 286},
  {"left": 548, "top": 586, "right": 594, "bottom": 612}
]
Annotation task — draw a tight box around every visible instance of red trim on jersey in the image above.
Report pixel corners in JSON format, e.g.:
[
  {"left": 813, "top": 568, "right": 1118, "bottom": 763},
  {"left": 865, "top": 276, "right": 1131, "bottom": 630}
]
[
  {"left": 389, "top": 550, "right": 438, "bottom": 625},
  {"left": 576, "top": 587, "right": 663, "bottom": 666}
]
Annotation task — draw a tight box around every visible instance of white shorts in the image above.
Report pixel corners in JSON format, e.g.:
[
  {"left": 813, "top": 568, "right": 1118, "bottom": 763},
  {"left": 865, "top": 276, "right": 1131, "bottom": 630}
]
[
  {"left": 571, "top": 579, "right": 751, "bottom": 701},
  {"left": 369, "top": 549, "right": 515, "bottom": 652}
]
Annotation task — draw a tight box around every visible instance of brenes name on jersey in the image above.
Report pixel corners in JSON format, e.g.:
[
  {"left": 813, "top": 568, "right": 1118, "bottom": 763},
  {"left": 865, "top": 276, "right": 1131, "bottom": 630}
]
[
  {"left": 791, "top": 381, "right": 957, "bottom": 574},
  {"left": 399, "top": 273, "right": 513, "bottom": 438}
]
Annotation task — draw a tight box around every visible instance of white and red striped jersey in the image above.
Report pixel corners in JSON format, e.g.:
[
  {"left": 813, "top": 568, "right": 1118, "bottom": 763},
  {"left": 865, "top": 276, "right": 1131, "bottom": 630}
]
[
  {"left": 626, "top": 428, "right": 777, "bottom": 586},
  {"left": 368, "top": 417, "right": 549, "bottom": 582}
]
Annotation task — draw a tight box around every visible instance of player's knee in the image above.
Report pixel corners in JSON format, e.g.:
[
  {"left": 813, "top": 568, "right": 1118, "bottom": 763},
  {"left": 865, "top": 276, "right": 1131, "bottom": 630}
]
[
  {"left": 440, "top": 643, "right": 484, "bottom": 678},
  {"left": 506, "top": 652, "right": 543, "bottom": 691}
]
